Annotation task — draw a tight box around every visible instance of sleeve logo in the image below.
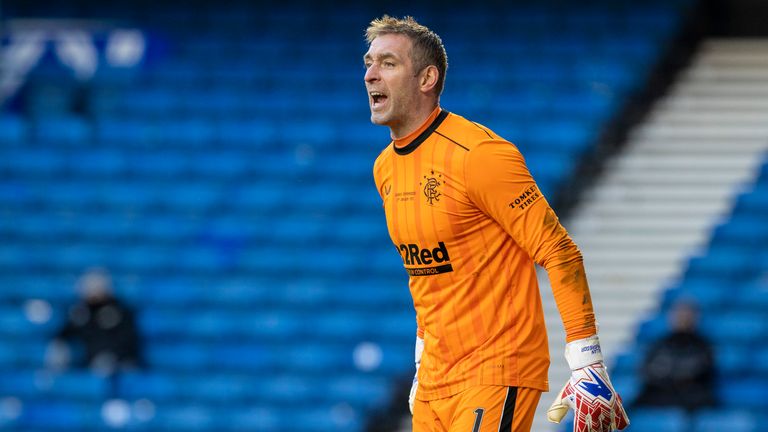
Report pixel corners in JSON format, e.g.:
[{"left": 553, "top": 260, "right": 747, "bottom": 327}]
[{"left": 508, "top": 184, "right": 540, "bottom": 211}]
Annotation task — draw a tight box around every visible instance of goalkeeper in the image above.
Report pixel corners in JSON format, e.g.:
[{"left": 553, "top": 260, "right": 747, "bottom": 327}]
[{"left": 365, "top": 15, "right": 629, "bottom": 432}]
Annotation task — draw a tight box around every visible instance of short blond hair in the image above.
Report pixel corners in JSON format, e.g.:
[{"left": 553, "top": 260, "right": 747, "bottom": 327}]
[{"left": 366, "top": 15, "right": 448, "bottom": 96}]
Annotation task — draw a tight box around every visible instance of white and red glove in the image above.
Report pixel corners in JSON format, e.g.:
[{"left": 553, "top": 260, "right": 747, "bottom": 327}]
[
  {"left": 547, "top": 335, "right": 629, "bottom": 431},
  {"left": 408, "top": 335, "right": 424, "bottom": 415}
]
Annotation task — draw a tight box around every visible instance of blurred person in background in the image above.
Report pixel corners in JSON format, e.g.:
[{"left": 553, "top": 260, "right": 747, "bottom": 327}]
[
  {"left": 365, "top": 15, "right": 628, "bottom": 432},
  {"left": 365, "top": 377, "right": 413, "bottom": 432},
  {"left": 46, "top": 267, "right": 142, "bottom": 375},
  {"left": 633, "top": 299, "right": 717, "bottom": 412}
]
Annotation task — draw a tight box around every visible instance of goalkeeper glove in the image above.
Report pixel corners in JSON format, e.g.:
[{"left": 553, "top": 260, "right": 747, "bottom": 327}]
[
  {"left": 408, "top": 335, "right": 424, "bottom": 415},
  {"left": 547, "top": 335, "right": 629, "bottom": 432}
]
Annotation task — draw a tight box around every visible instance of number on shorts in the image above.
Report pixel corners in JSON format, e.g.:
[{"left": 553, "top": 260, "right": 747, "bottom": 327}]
[{"left": 472, "top": 408, "right": 485, "bottom": 432}]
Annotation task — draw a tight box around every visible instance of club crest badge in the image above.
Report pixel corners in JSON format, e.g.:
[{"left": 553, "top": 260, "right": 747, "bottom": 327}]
[{"left": 421, "top": 170, "right": 442, "bottom": 206}]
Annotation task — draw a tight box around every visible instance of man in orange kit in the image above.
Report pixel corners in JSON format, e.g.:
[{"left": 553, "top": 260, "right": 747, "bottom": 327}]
[{"left": 364, "top": 16, "right": 630, "bottom": 432}]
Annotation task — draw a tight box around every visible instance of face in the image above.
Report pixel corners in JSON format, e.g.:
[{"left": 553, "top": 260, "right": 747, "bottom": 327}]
[
  {"left": 363, "top": 33, "right": 422, "bottom": 130},
  {"left": 670, "top": 302, "right": 698, "bottom": 332}
]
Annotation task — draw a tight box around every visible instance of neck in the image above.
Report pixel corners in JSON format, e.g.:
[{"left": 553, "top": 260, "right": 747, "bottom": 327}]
[{"left": 390, "top": 100, "right": 439, "bottom": 140}]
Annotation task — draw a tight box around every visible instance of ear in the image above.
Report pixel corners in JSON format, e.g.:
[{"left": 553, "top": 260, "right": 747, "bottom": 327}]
[{"left": 419, "top": 65, "right": 439, "bottom": 94}]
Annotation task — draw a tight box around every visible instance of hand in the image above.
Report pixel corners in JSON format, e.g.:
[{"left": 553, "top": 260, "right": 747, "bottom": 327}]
[
  {"left": 547, "top": 336, "right": 629, "bottom": 431},
  {"left": 409, "top": 335, "right": 424, "bottom": 415}
]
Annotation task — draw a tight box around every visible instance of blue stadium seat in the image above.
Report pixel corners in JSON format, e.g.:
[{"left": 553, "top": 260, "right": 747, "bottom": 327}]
[
  {"left": 188, "top": 150, "right": 250, "bottom": 178},
  {"left": 754, "top": 348, "right": 768, "bottom": 378},
  {"left": 527, "top": 119, "right": 594, "bottom": 155},
  {"left": 374, "top": 311, "right": 419, "bottom": 342},
  {"left": 685, "top": 246, "right": 756, "bottom": 282},
  {"left": 661, "top": 278, "right": 730, "bottom": 311},
  {"left": 69, "top": 148, "right": 127, "bottom": 177},
  {"left": 16, "top": 401, "right": 102, "bottom": 430},
  {"left": 223, "top": 406, "right": 282, "bottom": 432},
  {"left": 144, "top": 343, "right": 210, "bottom": 371},
  {"left": 0, "top": 182, "right": 34, "bottom": 208},
  {"left": 718, "top": 380, "right": 768, "bottom": 410},
  {"left": 140, "top": 214, "right": 201, "bottom": 242},
  {"left": 376, "top": 342, "right": 413, "bottom": 375},
  {"left": 227, "top": 181, "right": 290, "bottom": 212},
  {"left": 710, "top": 215, "right": 768, "bottom": 248},
  {"left": 733, "top": 282, "right": 768, "bottom": 314},
  {"left": 693, "top": 409, "right": 758, "bottom": 432},
  {"left": 215, "top": 119, "right": 278, "bottom": 147},
  {"left": 0, "top": 148, "right": 66, "bottom": 176},
  {"left": 96, "top": 181, "right": 159, "bottom": 209},
  {"left": 0, "top": 370, "right": 107, "bottom": 401},
  {"left": 313, "top": 311, "right": 371, "bottom": 342},
  {"left": 48, "top": 243, "right": 111, "bottom": 271},
  {"left": 32, "top": 116, "right": 92, "bottom": 145},
  {"left": 0, "top": 115, "right": 27, "bottom": 145},
  {"left": 280, "top": 120, "right": 337, "bottom": 146},
  {"left": 274, "top": 278, "right": 333, "bottom": 308},
  {"left": 257, "top": 375, "right": 319, "bottom": 405},
  {"left": 699, "top": 312, "right": 766, "bottom": 345},
  {"left": 211, "top": 343, "right": 280, "bottom": 372},
  {"left": 611, "top": 350, "right": 644, "bottom": 377},
  {"left": 179, "top": 88, "right": 243, "bottom": 117},
  {"left": 0, "top": 306, "right": 60, "bottom": 337},
  {"left": 126, "top": 151, "right": 191, "bottom": 178},
  {"left": 160, "top": 182, "right": 222, "bottom": 211},
  {"left": 111, "top": 245, "right": 176, "bottom": 273},
  {"left": 95, "top": 118, "right": 162, "bottom": 146},
  {"left": 283, "top": 343, "right": 353, "bottom": 374},
  {"left": 119, "top": 88, "right": 179, "bottom": 115},
  {"left": 635, "top": 314, "right": 670, "bottom": 342},
  {"left": 574, "top": 59, "right": 637, "bottom": 93},
  {"left": 159, "top": 117, "right": 215, "bottom": 149},
  {"left": 326, "top": 374, "right": 391, "bottom": 409},
  {"left": 610, "top": 374, "right": 641, "bottom": 406},
  {"left": 733, "top": 188, "right": 768, "bottom": 215},
  {"left": 289, "top": 405, "right": 362, "bottom": 432},
  {"left": 244, "top": 311, "right": 307, "bottom": 341},
  {"left": 715, "top": 345, "right": 751, "bottom": 379},
  {"left": 628, "top": 408, "right": 689, "bottom": 432},
  {"left": 77, "top": 213, "right": 141, "bottom": 241},
  {"left": 150, "top": 404, "right": 220, "bottom": 430},
  {"left": 118, "top": 371, "right": 179, "bottom": 401}
]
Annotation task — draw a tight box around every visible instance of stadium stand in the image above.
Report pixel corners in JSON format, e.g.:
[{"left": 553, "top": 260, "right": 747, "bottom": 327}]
[
  {"left": 551, "top": 39, "right": 768, "bottom": 431},
  {"left": 602, "top": 157, "right": 768, "bottom": 432},
  {"left": 0, "top": 0, "right": 724, "bottom": 431}
]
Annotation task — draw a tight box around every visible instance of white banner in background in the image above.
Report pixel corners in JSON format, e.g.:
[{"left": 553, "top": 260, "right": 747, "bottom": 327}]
[{"left": 0, "top": 23, "right": 146, "bottom": 102}]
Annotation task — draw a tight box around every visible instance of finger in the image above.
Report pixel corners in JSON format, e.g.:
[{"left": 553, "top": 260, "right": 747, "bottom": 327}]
[
  {"left": 600, "top": 410, "right": 612, "bottom": 432},
  {"left": 591, "top": 409, "right": 606, "bottom": 432},
  {"left": 546, "top": 383, "right": 570, "bottom": 424},
  {"left": 609, "top": 409, "right": 617, "bottom": 431},
  {"left": 546, "top": 402, "right": 568, "bottom": 424},
  {"left": 615, "top": 407, "right": 630, "bottom": 430},
  {"left": 584, "top": 412, "right": 595, "bottom": 432},
  {"left": 612, "top": 400, "right": 629, "bottom": 430}
]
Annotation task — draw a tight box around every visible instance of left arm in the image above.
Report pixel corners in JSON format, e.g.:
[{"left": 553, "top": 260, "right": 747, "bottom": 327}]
[
  {"left": 464, "top": 140, "right": 595, "bottom": 341},
  {"left": 465, "top": 140, "right": 629, "bottom": 431}
]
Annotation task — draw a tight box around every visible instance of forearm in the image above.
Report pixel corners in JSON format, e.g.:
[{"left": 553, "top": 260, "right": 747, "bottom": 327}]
[{"left": 546, "top": 258, "right": 597, "bottom": 342}]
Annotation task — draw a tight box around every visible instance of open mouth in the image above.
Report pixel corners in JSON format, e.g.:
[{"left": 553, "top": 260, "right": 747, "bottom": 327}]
[{"left": 370, "top": 91, "right": 388, "bottom": 108}]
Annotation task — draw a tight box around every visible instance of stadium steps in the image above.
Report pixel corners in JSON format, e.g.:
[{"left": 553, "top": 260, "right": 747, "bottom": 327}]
[{"left": 535, "top": 38, "right": 768, "bottom": 431}]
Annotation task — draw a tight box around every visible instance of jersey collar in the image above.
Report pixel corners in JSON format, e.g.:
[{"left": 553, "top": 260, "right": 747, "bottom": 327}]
[{"left": 393, "top": 108, "right": 449, "bottom": 156}]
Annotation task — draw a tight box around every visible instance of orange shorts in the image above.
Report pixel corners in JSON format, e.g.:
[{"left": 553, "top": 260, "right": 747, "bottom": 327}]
[{"left": 412, "top": 386, "right": 541, "bottom": 432}]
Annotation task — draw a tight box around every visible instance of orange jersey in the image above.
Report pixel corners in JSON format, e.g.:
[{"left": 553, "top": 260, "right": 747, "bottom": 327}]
[{"left": 372, "top": 107, "right": 596, "bottom": 400}]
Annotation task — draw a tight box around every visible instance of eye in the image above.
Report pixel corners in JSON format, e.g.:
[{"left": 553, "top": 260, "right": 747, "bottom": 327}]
[{"left": 383, "top": 61, "right": 395, "bottom": 67}]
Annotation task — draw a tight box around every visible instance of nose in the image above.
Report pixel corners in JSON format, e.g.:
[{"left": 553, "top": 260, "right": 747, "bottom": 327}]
[{"left": 364, "top": 63, "right": 379, "bottom": 83}]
